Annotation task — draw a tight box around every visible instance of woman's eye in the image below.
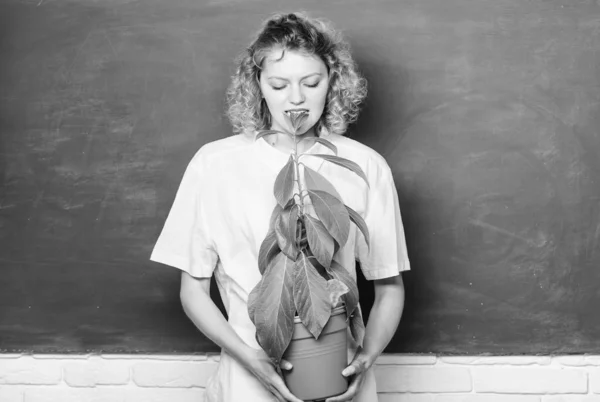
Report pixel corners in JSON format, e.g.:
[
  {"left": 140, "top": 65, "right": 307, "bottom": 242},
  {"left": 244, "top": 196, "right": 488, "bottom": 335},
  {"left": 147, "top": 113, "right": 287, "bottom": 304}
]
[
  {"left": 271, "top": 85, "right": 286, "bottom": 91},
  {"left": 305, "top": 82, "right": 320, "bottom": 88}
]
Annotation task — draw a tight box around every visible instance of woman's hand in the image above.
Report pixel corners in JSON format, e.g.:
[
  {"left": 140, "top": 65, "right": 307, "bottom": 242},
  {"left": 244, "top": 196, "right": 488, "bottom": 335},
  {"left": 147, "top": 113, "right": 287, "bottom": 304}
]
[
  {"left": 325, "top": 349, "right": 372, "bottom": 402},
  {"left": 245, "top": 348, "right": 303, "bottom": 402},
  {"left": 326, "top": 274, "right": 406, "bottom": 402},
  {"left": 180, "top": 274, "right": 302, "bottom": 401}
]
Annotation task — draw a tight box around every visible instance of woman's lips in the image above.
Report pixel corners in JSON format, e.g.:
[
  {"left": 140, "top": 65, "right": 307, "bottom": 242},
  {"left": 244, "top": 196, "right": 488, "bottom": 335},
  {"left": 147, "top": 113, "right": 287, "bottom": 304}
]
[{"left": 284, "top": 109, "right": 309, "bottom": 119}]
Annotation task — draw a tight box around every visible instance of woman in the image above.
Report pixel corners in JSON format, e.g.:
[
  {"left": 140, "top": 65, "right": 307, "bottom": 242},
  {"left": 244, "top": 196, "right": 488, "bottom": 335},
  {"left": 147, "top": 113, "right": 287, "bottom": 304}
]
[{"left": 151, "top": 12, "right": 410, "bottom": 402}]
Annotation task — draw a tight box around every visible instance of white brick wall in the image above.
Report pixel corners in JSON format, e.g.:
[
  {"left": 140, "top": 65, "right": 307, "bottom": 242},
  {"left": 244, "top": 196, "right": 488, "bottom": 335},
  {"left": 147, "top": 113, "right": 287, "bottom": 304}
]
[{"left": 1, "top": 354, "right": 600, "bottom": 401}]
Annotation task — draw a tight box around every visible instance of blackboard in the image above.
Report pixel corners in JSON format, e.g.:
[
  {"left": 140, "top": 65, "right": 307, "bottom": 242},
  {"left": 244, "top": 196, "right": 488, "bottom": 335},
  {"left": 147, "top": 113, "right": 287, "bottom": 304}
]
[{"left": 1, "top": 0, "right": 599, "bottom": 354}]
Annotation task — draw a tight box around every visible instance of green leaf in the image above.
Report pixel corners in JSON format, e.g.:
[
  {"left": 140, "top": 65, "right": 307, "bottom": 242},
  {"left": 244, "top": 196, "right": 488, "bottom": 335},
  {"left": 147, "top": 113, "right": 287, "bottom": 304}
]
[
  {"left": 269, "top": 204, "right": 283, "bottom": 230},
  {"left": 349, "top": 305, "right": 366, "bottom": 347},
  {"left": 285, "top": 110, "right": 309, "bottom": 133},
  {"left": 305, "top": 253, "right": 333, "bottom": 281},
  {"left": 303, "top": 154, "right": 369, "bottom": 187},
  {"left": 303, "top": 165, "right": 343, "bottom": 202},
  {"left": 328, "top": 259, "right": 359, "bottom": 319},
  {"left": 248, "top": 252, "right": 296, "bottom": 363},
  {"left": 258, "top": 229, "right": 280, "bottom": 275},
  {"left": 307, "top": 190, "right": 351, "bottom": 248},
  {"left": 275, "top": 204, "right": 300, "bottom": 261},
  {"left": 327, "top": 279, "right": 349, "bottom": 308},
  {"left": 255, "top": 129, "right": 288, "bottom": 141},
  {"left": 345, "top": 205, "right": 370, "bottom": 249},
  {"left": 303, "top": 214, "right": 334, "bottom": 269},
  {"left": 301, "top": 137, "right": 338, "bottom": 155},
  {"left": 274, "top": 155, "right": 296, "bottom": 207},
  {"left": 293, "top": 252, "right": 333, "bottom": 339}
]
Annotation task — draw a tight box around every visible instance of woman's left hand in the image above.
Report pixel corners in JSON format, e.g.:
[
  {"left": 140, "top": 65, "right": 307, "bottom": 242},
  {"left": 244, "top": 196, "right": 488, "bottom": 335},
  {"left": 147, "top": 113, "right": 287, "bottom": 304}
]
[{"left": 325, "top": 350, "right": 372, "bottom": 402}]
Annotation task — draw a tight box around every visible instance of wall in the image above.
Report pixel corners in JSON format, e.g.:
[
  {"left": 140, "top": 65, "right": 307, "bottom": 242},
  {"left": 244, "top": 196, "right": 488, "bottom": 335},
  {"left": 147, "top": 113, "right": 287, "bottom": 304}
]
[
  {"left": 2, "top": 354, "right": 600, "bottom": 401},
  {"left": 1, "top": 0, "right": 600, "bottom": 356},
  {"left": 2, "top": 1, "right": 600, "bottom": 400}
]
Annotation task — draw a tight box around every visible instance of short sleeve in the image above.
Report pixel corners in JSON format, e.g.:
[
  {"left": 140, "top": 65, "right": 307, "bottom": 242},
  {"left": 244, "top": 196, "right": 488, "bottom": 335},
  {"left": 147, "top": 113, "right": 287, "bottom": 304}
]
[
  {"left": 150, "top": 155, "right": 218, "bottom": 278},
  {"left": 355, "top": 162, "right": 410, "bottom": 280}
]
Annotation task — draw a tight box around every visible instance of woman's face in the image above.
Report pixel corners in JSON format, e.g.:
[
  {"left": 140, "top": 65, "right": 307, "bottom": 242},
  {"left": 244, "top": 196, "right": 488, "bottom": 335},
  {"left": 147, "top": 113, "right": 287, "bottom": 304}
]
[{"left": 259, "top": 49, "right": 329, "bottom": 136}]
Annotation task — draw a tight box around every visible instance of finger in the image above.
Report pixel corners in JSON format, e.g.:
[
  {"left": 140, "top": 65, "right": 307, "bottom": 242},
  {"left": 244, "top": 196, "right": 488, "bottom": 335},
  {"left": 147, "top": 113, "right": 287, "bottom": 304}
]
[
  {"left": 272, "top": 377, "right": 303, "bottom": 402},
  {"left": 325, "top": 376, "right": 360, "bottom": 402},
  {"left": 268, "top": 383, "right": 290, "bottom": 402},
  {"left": 327, "top": 370, "right": 367, "bottom": 402},
  {"left": 341, "top": 361, "right": 363, "bottom": 377},
  {"left": 280, "top": 359, "right": 294, "bottom": 371}
]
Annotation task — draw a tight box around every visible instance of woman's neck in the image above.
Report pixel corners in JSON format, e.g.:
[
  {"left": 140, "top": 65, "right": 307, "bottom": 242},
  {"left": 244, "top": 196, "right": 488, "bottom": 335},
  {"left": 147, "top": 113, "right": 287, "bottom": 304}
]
[{"left": 267, "top": 126, "right": 317, "bottom": 154}]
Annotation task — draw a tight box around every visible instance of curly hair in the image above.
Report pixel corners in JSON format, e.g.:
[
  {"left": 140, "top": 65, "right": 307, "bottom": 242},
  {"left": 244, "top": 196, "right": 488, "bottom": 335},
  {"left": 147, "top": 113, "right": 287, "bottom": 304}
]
[{"left": 226, "top": 12, "right": 368, "bottom": 137}]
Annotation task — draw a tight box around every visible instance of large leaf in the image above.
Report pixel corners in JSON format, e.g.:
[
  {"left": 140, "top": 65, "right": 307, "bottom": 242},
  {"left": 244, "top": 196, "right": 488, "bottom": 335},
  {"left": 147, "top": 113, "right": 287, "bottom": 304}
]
[
  {"left": 303, "top": 154, "right": 369, "bottom": 187},
  {"left": 293, "top": 252, "right": 332, "bottom": 339},
  {"left": 258, "top": 229, "right": 280, "bottom": 275},
  {"left": 328, "top": 259, "right": 364, "bottom": 346},
  {"left": 303, "top": 214, "right": 334, "bottom": 269},
  {"left": 301, "top": 137, "right": 338, "bottom": 155},
  {"left": 248, "top": 252, "right": 296, "bottom": 363},
  {"left": 328, "top": 259, "right": 359, "bottom": 319},
  {"left": 327, "top": 279, "right": 349, "bottom": 308},
  {"left": 269, "top": 204, "right": 283, "bottom": 230},
  {"left": 305, "top": 253, "right": 333, "bottom": 281},
  {"left": 275, "top": 204, "right": 300, "bottom": 260},
  {"left": 345, "top": 205, "right": 370, "bottom": 249},
  {"left": 349, "top": 305, "right": 366, "bottom": 347},
  {"left": 274, "top": 155, "right": 296, "bottom": 207},
  {"left": 307, "top": 190, "right": 350, "bottom": 248},
  {"left": 303, "top": 165, "right": 343, "bottom": 202}
]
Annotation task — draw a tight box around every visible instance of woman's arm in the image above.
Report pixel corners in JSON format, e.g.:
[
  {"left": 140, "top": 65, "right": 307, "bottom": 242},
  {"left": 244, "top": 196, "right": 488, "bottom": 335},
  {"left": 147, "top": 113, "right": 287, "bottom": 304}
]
[
  {"left": 179, "top": 272, "right": 302, "bottom": 402},
  {"left": 326, "top": 273, "right": 406, "bottom": 402}
]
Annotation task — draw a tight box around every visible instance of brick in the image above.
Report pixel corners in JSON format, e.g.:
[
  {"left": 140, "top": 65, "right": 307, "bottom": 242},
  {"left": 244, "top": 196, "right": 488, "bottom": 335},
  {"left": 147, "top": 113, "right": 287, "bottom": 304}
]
[
  {"left": 436, "top": 395, "right": 540, "bottom": 402},
  {"left": 473, "top": 367, "right": 587, "bottom": 394},
  {"left": 33, "top": 354, "right": 89, "bottom": 360},
  {"left": 0, "top": 357, "right": 62, "bottom": 385},
  {"left": 132, "top": 361, "right": 218, "bottom": 387},
  {"left": 555, "top": 356, "right": 589, "bottom": 366},
  {"left": 591, "top": 368, "right": 600, "bottom": 393},
  {"left": 0, "top": 386, "right": 24, "bottom": 402},
  {"left": 24, "top": 387, "right": 205, "bottom": 402},
  {"left": 375, "top": 366, "right": 472, "bottom": 393},
  {"left": 543, "top": 396, "right": 600, "bottom": 402},
  {"left": 379, "top": 394, "right": 435, "bottom": 402},
  {"left": 0, "top": 355, "right": 25, "bottom": 359},
  {"left": 440, "top": 356, "right": 550, "bottom": 366},
  {"left": 557, "top": 356, "right": 600, "bottom": 367},
  {"left": 377, "top": 355, "right": 437, "bottom": 365},
  {"left": 101, "top": 354, "right": 208, "bottom": 361},
  {"left": 63, "top": 356, "right": 131, "bottom": 387},
  {"left": 438, "top": 357, "right": 480, "bottom": 364}
]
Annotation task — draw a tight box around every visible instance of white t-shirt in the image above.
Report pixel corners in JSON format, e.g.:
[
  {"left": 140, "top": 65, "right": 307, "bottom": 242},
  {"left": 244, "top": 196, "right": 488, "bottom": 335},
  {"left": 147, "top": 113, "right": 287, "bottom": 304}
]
[{"left": 150, "top": 131, "right": 410, "bottom": 402}]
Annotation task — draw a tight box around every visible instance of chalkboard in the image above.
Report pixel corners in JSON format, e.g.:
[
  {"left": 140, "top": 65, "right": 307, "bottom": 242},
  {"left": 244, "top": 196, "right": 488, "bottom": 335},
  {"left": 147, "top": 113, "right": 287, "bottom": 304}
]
[{"left": 1, "top": 0, "right": 599, "bottom": 354}]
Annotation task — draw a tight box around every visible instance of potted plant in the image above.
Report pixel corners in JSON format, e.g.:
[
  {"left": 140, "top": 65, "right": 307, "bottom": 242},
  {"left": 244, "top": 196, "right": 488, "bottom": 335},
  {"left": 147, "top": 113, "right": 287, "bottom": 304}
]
[{"left": 247, "top": 110, "right": 370, "bottom": 400}]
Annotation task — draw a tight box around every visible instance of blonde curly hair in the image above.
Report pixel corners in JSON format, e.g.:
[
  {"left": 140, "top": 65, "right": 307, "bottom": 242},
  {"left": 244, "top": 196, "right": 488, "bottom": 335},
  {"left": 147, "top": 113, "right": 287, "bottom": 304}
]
[{"left": 226, "top": 12, "right": 368, "bottom": 137}]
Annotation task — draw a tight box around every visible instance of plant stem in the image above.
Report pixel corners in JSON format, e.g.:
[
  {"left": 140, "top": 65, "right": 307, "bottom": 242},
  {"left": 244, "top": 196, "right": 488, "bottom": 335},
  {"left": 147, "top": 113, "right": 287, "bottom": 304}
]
[
  {"left": 293, "top": 132, "right": 307, "bottom": 252},
  {"left": 293, "top": 133, "right": 305, "bottom": 214}
]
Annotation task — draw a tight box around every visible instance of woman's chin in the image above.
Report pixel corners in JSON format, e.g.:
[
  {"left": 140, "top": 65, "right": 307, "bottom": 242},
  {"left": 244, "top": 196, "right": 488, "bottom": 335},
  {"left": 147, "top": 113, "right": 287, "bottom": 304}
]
[{"left": 295, "top": 124, "right": 318, "bottom": 137}]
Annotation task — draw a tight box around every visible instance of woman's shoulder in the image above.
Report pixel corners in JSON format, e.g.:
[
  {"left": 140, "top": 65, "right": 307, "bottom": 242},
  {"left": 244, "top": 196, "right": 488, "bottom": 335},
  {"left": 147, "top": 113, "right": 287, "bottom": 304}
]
[
  {"left": 327, "top": 134, "right": 392, "bottom": 173},
  {"left": 188, "top": 133, "right": 254, "bottom": 169}
]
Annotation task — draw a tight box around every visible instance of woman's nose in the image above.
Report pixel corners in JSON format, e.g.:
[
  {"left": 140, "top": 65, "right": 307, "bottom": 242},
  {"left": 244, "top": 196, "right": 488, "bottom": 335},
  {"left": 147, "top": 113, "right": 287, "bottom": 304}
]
[{"left": 289, "top": 85, "right": 305, "bottom": 105}]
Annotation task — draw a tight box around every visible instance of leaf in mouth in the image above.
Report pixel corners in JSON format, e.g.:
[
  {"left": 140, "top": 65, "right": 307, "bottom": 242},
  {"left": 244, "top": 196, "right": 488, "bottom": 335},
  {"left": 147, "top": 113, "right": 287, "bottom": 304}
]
[{"left": 285, "top": 110, "right": 309, "bottom": 133}]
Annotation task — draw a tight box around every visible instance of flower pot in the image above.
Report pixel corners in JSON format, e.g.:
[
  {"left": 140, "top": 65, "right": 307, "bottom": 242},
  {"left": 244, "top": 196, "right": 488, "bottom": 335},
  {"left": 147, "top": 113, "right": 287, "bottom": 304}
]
[{"left": 282, "top": 305, "right": 348, "bottom": 401}]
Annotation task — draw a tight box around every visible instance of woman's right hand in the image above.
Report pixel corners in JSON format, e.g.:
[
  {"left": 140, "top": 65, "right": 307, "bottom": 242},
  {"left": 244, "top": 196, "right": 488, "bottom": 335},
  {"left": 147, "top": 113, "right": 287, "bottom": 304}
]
[{"left": 244, "top": 348, "right": 303, "bottom": 402}]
